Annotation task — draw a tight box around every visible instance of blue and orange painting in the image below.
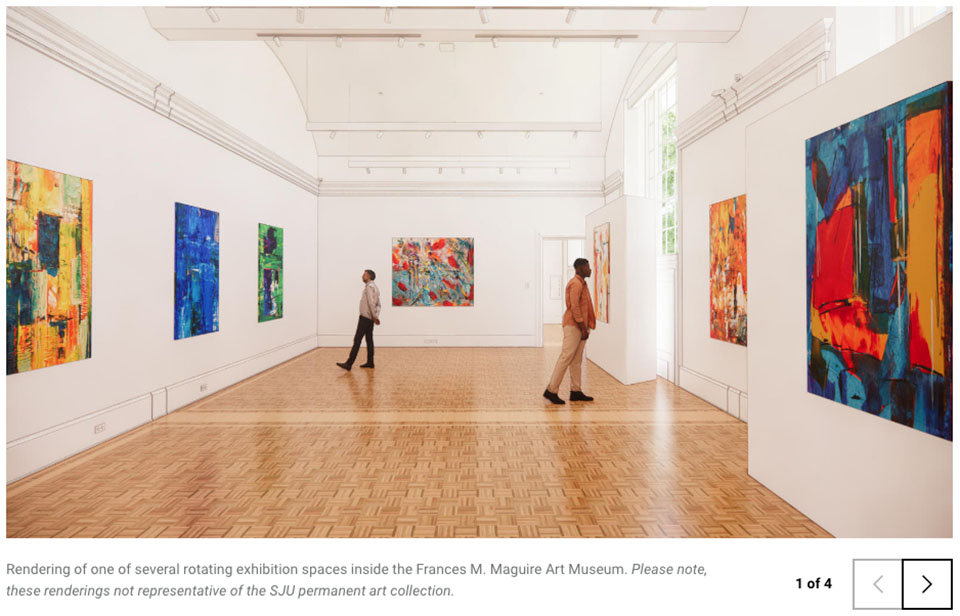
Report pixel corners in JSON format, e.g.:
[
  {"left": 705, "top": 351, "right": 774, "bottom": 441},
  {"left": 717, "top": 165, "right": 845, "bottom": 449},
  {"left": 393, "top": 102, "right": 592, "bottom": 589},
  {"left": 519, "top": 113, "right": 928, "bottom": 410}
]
[
  {"left": 392, "top": 237, "right": 474, "bottom": 306},
  {"left": 174, "top": 202, "right": 219, "bottom": 339},
  {"left": 806, "top": 81, "right": 952, "bottom": 440}
]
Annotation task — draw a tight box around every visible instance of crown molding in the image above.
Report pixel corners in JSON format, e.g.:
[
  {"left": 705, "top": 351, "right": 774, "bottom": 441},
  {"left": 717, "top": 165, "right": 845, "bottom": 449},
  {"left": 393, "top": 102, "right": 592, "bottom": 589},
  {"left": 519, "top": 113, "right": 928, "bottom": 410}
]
[
  {"left": 7, "top": 7, "right": 322, "bottom": 196},
  {"left": 602, "top": 169, "right": 624, "bottom": 196},
  {"left": 676, "top": 18, "right": 833, "bottom": 150},
  {"left": 317, "top": 180, "right": 602, "bottom": 198}
]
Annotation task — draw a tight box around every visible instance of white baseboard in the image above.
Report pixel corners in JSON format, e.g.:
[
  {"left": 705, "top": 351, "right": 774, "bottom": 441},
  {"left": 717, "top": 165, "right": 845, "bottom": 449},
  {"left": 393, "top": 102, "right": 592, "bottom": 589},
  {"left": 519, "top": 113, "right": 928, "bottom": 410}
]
[
  {"left": 678, "top": 365, "right": 748, "bottom": 422},
  {"left": 316, "top": 334, "right": 539, "bottom": 347},
  {"left": 7, "top": 335, "right": 318, "bottom": 483}
]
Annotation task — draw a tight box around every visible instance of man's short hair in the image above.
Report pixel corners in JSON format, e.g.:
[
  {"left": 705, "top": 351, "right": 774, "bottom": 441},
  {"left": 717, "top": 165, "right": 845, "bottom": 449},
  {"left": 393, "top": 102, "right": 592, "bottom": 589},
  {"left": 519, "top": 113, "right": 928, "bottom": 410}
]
[
  {"left": 573, "top": 258, "right": 589, "bottom": 268},
  {"left": 365, "top": 269, "right": 376, "bottom": 281}
]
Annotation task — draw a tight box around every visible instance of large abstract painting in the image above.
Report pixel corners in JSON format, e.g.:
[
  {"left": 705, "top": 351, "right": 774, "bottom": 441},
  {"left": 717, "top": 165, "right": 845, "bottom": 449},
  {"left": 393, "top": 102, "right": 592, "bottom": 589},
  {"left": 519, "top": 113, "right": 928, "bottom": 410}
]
[
  {"left": 709, "top": 194, "right": 747, "bottom": 345},
  {"left": 392, "top": 237, "right": 474, "bottom": 306},
  {"left": 6, "top": 160, "right": 92, "bottom": 374},
  {"left": 593, "top": 222, "right": 610, "bottom": 323},
  {"left": 258, "top": 223, "right": 283, "bottom": 322},
  {"left": 806, "top": 81, "right": 952, "bottom": 440},
  {"left": 174, "top": 202, "right": 219, "bottom": 339}
]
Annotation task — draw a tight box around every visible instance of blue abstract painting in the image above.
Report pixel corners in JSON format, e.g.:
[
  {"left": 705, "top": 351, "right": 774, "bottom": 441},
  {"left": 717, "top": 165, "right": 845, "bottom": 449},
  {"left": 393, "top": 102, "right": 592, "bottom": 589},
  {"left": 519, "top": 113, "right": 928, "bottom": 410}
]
[
  {"left": 175, "top": 202, "right": 219, "bottom": 339},
  {"left": 806, "top": 81, "right": 952, "bottom": 440}
]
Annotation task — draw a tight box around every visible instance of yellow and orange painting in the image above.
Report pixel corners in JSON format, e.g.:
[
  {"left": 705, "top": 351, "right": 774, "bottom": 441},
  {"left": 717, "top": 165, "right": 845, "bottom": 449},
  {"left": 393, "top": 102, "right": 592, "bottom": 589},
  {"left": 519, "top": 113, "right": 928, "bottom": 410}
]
[{"left": 709, "top": 194, "right": 747, "bottom": 346}]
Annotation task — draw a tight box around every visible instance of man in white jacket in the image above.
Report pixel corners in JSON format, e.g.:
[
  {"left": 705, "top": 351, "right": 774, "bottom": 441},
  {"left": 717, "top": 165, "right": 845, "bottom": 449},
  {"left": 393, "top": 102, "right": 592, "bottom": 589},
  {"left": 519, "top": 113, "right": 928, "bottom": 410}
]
[{"left": 337, "top": 269, "right": 381, "bottom": 371}]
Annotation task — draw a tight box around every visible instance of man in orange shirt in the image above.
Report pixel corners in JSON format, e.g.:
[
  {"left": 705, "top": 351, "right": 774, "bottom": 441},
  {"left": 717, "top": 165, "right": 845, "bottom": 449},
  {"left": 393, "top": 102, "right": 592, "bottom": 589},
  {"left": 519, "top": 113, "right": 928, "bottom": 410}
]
[{"left": 544, "top": 257, "right": 596, "bottom": 405}]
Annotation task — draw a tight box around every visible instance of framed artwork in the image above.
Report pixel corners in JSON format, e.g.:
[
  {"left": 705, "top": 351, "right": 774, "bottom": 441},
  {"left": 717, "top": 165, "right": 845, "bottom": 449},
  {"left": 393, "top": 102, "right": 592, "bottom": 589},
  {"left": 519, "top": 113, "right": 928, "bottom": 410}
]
[
  {"left": 709, "top": 194, "right": 747, "bottom": 346},
  {"left": 392, "top": 237, "right": 474, "bottom": 306},
  {"left": 258, "top": 223, "right": 283, "bottom": 321},
  {"left": 806, "top": 81, "right": 952, "bottom": 440},
  {"left": 174, "top": 202, "right": 219, "bottom": 339},
  {"left": 593, "top": 222, "right": 610, "bottom": 323},
  {"left": 6, "top": 160, "right": 92, "bottom": 374}
]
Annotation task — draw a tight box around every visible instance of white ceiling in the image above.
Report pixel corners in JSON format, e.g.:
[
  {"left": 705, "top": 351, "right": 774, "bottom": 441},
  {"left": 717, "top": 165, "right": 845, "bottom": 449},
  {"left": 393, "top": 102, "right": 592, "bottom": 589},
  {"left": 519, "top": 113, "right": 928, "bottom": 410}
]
[{"left": 144, "top": 6, "right": 746, "bottom": 181}]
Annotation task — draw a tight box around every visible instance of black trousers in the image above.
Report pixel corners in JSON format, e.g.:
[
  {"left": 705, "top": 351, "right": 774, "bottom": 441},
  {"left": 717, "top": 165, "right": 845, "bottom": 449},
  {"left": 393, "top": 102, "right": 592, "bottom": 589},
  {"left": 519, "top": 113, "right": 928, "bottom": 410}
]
[{"left": 346, "top": 315, "right": 374, "bottom": 366}]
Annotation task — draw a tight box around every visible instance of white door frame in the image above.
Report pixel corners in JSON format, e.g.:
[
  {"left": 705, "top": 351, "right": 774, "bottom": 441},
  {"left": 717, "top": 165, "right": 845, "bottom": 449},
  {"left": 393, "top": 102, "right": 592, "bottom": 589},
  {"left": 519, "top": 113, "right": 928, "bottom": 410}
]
[{"left": 536, "top": 234, "right": 586, "bottom": 347}]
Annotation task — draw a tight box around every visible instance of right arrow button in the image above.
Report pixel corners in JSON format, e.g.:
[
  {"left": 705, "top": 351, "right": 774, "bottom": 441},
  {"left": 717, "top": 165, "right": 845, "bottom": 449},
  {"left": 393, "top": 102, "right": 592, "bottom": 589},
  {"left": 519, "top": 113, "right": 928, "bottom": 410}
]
[{"left": 902, "top": 559, "right": 952, "bottom": 610}]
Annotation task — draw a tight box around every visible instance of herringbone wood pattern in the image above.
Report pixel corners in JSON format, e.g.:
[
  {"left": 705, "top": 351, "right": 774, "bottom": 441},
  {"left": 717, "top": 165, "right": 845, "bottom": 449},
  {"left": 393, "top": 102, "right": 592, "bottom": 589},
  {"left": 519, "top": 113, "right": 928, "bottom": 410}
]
[{"left": 7, "top": 328, "right": 830, "bottom": 538}]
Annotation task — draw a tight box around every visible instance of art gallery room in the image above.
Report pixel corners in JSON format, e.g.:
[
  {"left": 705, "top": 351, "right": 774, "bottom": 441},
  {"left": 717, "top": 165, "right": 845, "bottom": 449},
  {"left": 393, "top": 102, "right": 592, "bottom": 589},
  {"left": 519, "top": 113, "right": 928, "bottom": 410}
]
[{"left": 3, "top": 4, "right": 954, "bottom": 541}]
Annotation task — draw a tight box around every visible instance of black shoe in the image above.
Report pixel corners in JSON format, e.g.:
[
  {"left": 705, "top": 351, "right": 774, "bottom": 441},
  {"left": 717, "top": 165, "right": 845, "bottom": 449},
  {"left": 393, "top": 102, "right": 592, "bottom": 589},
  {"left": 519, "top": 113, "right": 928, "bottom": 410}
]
[
  {"left": 359, "top": 363, "right": 375, "bottom": 368},
  {"left": 569, "top": 391, "right": 594, "bottom": 402},
  {"left": 336, "top": 362, "right": 352, "bottom": 371},
  {"left": 543, "top": 389, "right": 566, "bottom": 405}
]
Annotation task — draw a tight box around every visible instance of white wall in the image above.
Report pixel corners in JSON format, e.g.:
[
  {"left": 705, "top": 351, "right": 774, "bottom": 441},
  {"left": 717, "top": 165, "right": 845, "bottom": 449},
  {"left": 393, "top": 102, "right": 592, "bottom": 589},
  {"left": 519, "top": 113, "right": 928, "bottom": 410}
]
[
  {"left": 675, "top": 7, "right": 835, "bottom": 417},
  {"left": 584, "top": 196, "right": 658, "bottom": 385},
  {"left": 6, "top": 38, "right": 319, "bottom": 481},
  {"left": 834, "top": 7, "right": 898, "bottom": 75},
  {"left": 44, "top": 7, "right": 317, "bottom": 173},
  {"left": 745, "top": 17, "right": 952, "bottom": 537},
  {"left": 316, "top": 195, "right": 599, "bottom": 347}
]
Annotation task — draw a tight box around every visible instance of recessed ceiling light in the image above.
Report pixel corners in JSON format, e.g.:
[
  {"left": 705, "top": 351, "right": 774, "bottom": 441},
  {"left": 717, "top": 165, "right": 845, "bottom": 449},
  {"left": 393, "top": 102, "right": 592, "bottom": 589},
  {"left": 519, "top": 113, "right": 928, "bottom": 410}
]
[
  {"left": 384, "top": 8, "right": 392, "bottom": 24},
  {"left": 296, "top": 7, "right": 304, "bottom": 23},
  {"left": 205, "top": 7, "right": 219, "bottom": 23},
  {"left": 479, "top": 8, "right": 489, "bottom": 24},
  {"left": 566, "top": 8, "right": 577, "bottom": 24}
]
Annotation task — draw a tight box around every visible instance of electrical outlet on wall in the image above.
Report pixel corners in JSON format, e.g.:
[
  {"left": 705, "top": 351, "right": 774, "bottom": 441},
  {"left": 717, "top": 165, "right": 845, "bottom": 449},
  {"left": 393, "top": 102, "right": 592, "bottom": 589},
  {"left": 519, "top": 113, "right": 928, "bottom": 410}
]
[
  {"left": 200, "top": 383, "right": 208, "bottom": 392},
  {"left": 424, "top": 338, "right": 438, "bottom": 344},
  {"left": 94, "top": 422, "right": 105, "bottom": 434}
]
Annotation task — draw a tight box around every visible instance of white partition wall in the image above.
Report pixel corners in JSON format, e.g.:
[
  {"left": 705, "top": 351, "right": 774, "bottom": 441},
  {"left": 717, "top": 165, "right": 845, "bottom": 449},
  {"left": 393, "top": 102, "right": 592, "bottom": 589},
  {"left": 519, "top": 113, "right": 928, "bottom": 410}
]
[
  {"left": 584, "top": 196, "right": 658, "bottom": 385},
  {"left": 745, "top": 17, "right": 952, "bottom": 537}
]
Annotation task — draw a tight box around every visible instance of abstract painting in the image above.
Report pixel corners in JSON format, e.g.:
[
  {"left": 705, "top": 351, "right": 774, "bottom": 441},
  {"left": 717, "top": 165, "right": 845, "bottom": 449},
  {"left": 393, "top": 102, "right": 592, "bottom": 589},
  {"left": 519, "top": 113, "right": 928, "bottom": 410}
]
[
  {"left": 174, "top": 202, "right": 219, "bottom": 339},
  {"left": 806, "top": 81, "right": 952, "bottom": 440},
  {"left": 709, "top": 194, "right": 747, "bottom": 345},
  {"left": 593, "top": 222, "right": 610, "bottom": 323},
  {"left": 258, "top": 223, "right": 283, "bottom": 322},
  {"left": 392, "top": 237, "right": 474, "bottom": 306},
  {"left": 6, "top": 160, "right": 92, "bottom": 374}
]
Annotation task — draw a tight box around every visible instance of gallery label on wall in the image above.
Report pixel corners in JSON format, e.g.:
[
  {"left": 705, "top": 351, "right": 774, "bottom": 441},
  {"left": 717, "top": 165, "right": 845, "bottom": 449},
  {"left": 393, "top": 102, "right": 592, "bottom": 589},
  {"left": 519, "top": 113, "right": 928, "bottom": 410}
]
[
  {"left": 391, "top": 237, "right": 474, "bottom": 306},
  {"left": 593, "top": 222, "right": 610, "bottom": 323},
  {"left": 709, "top": 194, "right": 747, "bottom": 346},
  {"left": 6, "top": 160, "right": 92, "bottom": 374},
  {"left": 258, "top": 223, "right": 283, "bottom": 322},
  {"left": 806, "top": 81, "right": 952, "bottom": 441},
  {"left": 174, "top": 202, "right": 220, "bottom": 339}
]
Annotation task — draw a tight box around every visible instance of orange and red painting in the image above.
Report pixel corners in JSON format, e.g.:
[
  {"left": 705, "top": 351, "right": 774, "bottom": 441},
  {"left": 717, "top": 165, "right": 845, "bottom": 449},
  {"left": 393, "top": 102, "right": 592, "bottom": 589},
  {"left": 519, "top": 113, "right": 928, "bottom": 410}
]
[
  {"left": 806, "top": 81, "right": 952, "bottom": 440},
  {"left": 709, "top": 194, "right": 747, "bottom": 345},
  {"left": 392, "top": 237, "right": 474, "bottom": 306},
  {"left": 6, "top": 160, "right": 92, "bottom": 374}
]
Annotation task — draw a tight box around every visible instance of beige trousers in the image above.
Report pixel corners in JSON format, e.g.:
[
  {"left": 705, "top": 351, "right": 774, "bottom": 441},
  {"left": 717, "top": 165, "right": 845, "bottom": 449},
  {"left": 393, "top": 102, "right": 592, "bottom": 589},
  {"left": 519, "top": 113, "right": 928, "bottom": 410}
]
[{"left": 547, "top": 325, "right": 587, "bottom": 393}]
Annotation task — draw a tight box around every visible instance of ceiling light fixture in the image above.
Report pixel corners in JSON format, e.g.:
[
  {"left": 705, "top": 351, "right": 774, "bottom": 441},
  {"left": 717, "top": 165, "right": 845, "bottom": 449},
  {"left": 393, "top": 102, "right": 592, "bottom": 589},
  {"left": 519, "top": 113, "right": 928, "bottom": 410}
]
[
  {"left": 397, "top": 37, "right": 405, "bottom": 48},
  {"left": 336, "top": 36, "right": 343, "bottom": 47},
  {"left": 461, "top": 168, "right": 465, "bottom": 175},
  {"left": 652, "top": 9, "right": 664, "bottom": 24},
  {"left": 329, "top": 131, "right": 336, "bottom": 139},
  {"left": 499, "top": 168, "right": 503, "bottom": 175},
  {"left": 273, "top": 36, "right": 281, "bottom": 47},
  {"left": 365, "top": 168, "right": 371, "bottom": 174},
  {"left": 384, "top": 8, "right": 393, "bottom": 24},
  {"left": 572, "top": 130, "right": 578, "bottom": 139},
  {"left": 477, "top": 131, "right": 484, "bottom": 139},
  {"left": 376, "top": 131, "right": 383, "bottom": 139},
  {"left": 566, "top": 8, "right": 576, "bottom": 24},
  {"left": 402, "top": 167, "right": 407, "bottom": 175},
  {"left": 425, "top": 131, "right": 432, "bottom": 139},
  {"left": 491, "top": 37, "right": 499, "bottom": 48},
  {"left": 438, "top": 167, "right": 443, "bottom": 174},
  {"left": 554, "top": 168, "right": 558, "bottom": 174},
  {"left": 614, "top": 37, "right": 622, "bottom": 48},
  {"left": 524, "top": 131, "right": 531, "bottom": 139},
  {"left": 552, "top": 37, "right": 560, "bottom": 48},
  {"left": 516, "top": 168, "right": 521, "bottom": 175},
  {"left": 479, "top": 8, "right": 489, "bottom": 24},
  {"left": 296, "top": 7, "right": 304, "bottom": 23},
  {"left": 205, "top": 7, "right": 220, "bottom": 23}
]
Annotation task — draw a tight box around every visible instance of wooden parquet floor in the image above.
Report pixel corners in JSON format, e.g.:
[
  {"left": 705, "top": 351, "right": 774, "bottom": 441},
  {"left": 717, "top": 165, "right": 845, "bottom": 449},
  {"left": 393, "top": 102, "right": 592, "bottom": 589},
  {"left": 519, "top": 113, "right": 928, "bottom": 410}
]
[{"left": 7, "top": 328, "right": 831, "bottom": 538}]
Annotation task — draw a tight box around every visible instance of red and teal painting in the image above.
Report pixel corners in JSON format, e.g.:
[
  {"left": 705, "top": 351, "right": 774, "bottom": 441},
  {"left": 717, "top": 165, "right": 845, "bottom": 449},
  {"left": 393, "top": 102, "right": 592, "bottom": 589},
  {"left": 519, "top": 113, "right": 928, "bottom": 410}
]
[
  {"left": 174, "top": 202, "right": 219, "bottom": 339},
  {"left": 391, "top": 237, "right": 474, "bottom": 306},
  {"left": 806, "top": 81, "right": 952, "bottom": 440}
]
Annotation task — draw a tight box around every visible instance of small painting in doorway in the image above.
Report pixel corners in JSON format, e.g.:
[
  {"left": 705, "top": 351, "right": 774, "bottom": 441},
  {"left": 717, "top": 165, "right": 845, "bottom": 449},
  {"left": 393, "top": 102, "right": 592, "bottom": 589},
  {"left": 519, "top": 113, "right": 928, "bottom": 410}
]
[
  {"left": 806, "top": 81, "right": 952, "bottom": 440},
  {"left": 709, "top": 194, "right": 747, "bottom": 346},
  {"left": 174, "top": 202, "right": 219, "bottom": 339},
  {"left": 258, "top": 223, "right": 283, "bottom": 321},
  {"left": 392, "top": 237, "right": 474, "bottom": 306},
  {"left": 6, "top": 160, "right": 92, "bottom": 374},
  {"left": 593, "top": 222, "right": 610, "bottom": 323}
]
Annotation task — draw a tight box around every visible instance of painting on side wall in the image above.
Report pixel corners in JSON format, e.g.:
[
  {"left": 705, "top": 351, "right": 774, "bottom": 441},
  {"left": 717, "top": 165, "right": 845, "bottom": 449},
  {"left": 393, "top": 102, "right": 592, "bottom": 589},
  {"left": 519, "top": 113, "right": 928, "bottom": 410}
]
[
  {"left": 709, "top": 194, "right": 747, "bottom": 346},
  {"left": 258, "top": 223, "right": 283, "bottom": 322},
  {"left": 6, "top": 160, "right": 92, "bottom": 374},
  {"left": 593, "top": 222, "right": 610, "bottom": 323},
  {"left": 806, "top": 81, "right": 952, "bottom": 441},
  {"left": 392, "top": 237, "right": 474, "bottom": 306},
  {"left": 174, "top": 202, "right": 219, "bottom": 339}
]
